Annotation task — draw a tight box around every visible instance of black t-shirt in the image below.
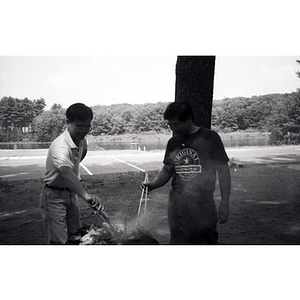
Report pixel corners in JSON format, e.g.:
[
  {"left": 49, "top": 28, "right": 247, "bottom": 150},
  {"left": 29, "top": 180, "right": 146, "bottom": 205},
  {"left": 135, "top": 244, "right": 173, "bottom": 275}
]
[{"left": 163, "top": 127, "right": 229, "bottom": 194}]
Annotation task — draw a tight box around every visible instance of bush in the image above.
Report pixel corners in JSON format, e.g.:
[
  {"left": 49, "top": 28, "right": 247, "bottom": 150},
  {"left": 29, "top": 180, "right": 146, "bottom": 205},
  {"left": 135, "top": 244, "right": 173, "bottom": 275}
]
[{"left": 269, "top": 129, "right": 285, "bottom": 145}]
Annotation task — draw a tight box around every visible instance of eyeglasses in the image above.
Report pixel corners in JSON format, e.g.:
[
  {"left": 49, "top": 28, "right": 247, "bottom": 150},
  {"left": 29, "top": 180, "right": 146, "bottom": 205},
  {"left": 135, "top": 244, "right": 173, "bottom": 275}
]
[
  {"left": 73, "top": 124, "right": 92, "bottom": 133},
  {"left": 168, "top": 123, "right": 182, "bottom": 130}
]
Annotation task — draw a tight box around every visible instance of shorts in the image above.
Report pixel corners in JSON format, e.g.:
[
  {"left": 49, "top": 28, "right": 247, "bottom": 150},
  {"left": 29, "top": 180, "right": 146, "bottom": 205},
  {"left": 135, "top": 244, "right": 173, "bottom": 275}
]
[
  {"left": 168, "top": 189, "right": 218, "bottom": 245},
  {"left": 39, "top": 186, "right": 81, "bottom": 244}
]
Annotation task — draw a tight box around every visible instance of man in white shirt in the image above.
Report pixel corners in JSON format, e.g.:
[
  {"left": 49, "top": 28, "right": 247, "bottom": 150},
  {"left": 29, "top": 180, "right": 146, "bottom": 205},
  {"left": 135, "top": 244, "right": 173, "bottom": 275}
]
[{"left": 40, "top": 103, "right": 101, "bottom": 244}]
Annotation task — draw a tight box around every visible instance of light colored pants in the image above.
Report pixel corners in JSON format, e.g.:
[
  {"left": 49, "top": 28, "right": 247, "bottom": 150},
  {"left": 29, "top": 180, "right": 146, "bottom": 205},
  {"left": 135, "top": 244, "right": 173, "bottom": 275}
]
[{"left": 40, "top": 187, "right": 81, "bottom": 244}]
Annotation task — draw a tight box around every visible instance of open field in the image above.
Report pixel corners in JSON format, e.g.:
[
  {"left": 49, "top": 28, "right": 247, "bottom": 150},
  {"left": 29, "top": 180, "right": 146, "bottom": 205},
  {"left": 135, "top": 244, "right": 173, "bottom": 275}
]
[
  {"left": 1, "top": 145, "right": 300, "bottom": 180},
  {"left": 1, "top": 145, "right": 300, "bottom": 245}
]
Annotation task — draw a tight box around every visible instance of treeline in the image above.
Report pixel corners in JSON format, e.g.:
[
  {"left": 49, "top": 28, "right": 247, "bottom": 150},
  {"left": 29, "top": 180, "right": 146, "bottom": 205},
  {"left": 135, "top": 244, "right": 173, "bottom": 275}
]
[
  {"left": 91, "top": 102, "right": 169, "bottom": 135},
  {"left": 0, "top": 97, "right": 46, "bottom": 141},
  {"left": 1, "top": 90, "right": 300, "bottom": 145},
  {"left": 211, "top": 91, "right": 300, "bottom": 145}
]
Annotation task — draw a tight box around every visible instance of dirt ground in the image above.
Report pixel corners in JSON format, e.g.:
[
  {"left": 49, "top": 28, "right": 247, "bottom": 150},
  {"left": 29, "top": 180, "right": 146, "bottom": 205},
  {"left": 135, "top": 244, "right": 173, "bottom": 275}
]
[{"left": 1, "top": 162, "right": 300, "bottom": 245}]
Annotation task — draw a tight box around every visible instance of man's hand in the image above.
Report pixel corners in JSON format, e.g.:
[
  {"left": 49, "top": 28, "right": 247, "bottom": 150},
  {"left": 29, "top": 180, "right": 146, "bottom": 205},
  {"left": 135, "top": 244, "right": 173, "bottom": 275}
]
[
  {"left": 218, "top": 203, "right": 229, "bottom": 224},
  {"left": 140, "top": 181, "right": 151, "bottom": 193},
  {"left": 85, "top": 195, "right": 102, "bottom": 210}
]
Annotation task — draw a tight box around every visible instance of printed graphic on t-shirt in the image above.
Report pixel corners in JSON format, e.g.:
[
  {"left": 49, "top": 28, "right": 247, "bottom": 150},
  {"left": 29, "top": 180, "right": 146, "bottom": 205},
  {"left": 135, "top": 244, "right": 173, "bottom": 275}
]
[{"left": 174, "top": 148, "right": 201, "bottom": 181}]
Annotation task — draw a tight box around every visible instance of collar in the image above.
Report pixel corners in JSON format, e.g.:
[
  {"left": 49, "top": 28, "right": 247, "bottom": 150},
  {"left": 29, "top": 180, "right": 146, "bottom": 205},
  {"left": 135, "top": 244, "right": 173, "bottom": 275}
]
[{"left": 64, "top": 129, "right": 79, "bottom": 149}]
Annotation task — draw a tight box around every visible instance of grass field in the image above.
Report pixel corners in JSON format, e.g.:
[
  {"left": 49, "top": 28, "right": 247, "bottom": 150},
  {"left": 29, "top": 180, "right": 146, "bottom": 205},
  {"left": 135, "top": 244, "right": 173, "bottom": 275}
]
[{"left": 1, "top": 161, "right": 300, "bottom": 245}]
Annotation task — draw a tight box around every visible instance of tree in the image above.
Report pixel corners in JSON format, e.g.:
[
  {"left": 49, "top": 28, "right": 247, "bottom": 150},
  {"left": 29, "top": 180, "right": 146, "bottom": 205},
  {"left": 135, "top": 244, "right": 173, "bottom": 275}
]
[
  {"left": 51, "top": 103, "right": 63, "bottom": 110},
  {"left": 175, "top": 56, "right": 215, "bottom": 129},
  {"left": 0, "top": 96, "right": 46, "bottom": 141},
  {"left": 296, "top": 59, "right": 300, "bottom": 79},
  {"left": 32, "top": 108, "right": 66, "bottom": 142},
  {"left": 132, "top": 102, "right": 168, "bottom": 133},
  {"left": 33, "top": 98, "right": 46, "bottom": 115}
]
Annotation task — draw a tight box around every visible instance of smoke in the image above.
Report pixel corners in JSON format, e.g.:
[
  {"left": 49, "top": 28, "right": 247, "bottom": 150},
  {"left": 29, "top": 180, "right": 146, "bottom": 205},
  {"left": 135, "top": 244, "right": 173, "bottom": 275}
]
[{"left": 110, "top": 211, "right": 147, "bottom": 235}]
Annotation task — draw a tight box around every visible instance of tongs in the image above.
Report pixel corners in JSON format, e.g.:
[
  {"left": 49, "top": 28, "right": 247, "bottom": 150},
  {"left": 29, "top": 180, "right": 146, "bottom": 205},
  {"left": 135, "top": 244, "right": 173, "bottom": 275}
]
[{"left": 136, "top": 172, "right": 148, "bottom": 226}]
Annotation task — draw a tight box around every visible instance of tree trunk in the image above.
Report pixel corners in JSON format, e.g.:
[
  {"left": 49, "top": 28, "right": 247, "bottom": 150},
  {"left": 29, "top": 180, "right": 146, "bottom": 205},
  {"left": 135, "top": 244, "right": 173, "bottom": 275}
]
[{"left": 175, "top": 56, "right": 215, "bottom": 129}]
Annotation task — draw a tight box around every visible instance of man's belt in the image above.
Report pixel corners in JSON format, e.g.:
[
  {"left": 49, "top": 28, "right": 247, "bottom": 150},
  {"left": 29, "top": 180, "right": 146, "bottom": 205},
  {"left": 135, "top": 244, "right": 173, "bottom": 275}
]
[{"left": 45, "top": 184, "right": 71, "bottom": 192}]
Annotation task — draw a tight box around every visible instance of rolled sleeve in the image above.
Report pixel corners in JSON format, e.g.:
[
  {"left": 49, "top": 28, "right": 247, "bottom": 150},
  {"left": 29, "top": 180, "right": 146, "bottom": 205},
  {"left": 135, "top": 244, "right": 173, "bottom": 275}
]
[{"left": 51, "top": 145, "right": 74, "bottom": 170}]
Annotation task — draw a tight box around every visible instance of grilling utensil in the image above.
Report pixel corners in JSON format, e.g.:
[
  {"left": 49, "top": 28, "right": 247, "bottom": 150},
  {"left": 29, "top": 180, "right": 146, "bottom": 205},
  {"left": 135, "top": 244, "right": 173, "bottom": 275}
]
[
  {"left": 136, "top": 172, "right": 149, "bottom": 226},
  {"left": 93, "top": 205, "right": 118, "bottom": 234}
]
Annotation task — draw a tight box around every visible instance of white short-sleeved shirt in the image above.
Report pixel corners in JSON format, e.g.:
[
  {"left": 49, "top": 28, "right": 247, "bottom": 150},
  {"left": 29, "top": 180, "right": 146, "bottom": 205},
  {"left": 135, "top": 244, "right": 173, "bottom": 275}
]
[{"left": 44, "top": 129, "right": 87, "bottom": 187}]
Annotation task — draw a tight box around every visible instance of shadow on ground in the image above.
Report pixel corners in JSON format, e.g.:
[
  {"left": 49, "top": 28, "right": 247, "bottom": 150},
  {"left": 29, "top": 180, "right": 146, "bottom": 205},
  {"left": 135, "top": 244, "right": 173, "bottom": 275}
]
[{"left": 1, "top": 163, "right": 300, "bottom": 245}]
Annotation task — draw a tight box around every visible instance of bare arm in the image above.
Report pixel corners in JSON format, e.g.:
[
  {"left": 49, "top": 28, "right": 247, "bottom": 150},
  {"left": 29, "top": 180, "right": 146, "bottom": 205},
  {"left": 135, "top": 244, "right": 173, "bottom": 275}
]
[
  {"left": 216, "top": 163, "right": 231, "bottom": 223},
  {"left": 217, "top": 163, "right": 231, "bottom": 203},
  {"left": 59, "top": 166, "right": 100, "bottom": 207},
  {"left": 144, "top": 164, "right": 173, "bottom": 191}
]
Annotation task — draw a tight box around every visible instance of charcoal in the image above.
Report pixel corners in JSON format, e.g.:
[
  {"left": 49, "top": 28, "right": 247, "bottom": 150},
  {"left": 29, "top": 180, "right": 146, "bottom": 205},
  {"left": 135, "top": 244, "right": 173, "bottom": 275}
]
[
  {"left": 122, "top": 227, "right": 159, "bottom": 245},
  {"left": 80, "top": 223, "right": 159, "bottom": 245}
]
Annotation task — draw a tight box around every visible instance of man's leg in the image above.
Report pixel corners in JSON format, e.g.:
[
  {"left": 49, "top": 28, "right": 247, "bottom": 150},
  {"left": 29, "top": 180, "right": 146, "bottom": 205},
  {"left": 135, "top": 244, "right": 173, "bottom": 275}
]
[
  {"left": 40, "top": 188, "right": 69, "bottom": 244},
  {"left": 168, "top": 196, "right": 192, "bottom": 244},
  {"left": 40, "top": 189, "right": 50, "bottom": 244},
  {"left": 190, "top": 201, "right": 219, "bottom": 245},
  {"left": 168, "top": 221, "right": 191, "bottom": 244},
  {"left": 66, "top": 193, "right": 81, "bottom": 244}
]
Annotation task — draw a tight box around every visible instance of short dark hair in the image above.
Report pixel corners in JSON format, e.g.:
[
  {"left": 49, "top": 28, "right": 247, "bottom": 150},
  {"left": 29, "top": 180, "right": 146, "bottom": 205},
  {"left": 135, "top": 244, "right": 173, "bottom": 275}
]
[
  {"left": 163, "top": 102, "right": 193, "bottom": 122},
  {"left": 66, "top": 103, "right": 93, "bottom": 122}
]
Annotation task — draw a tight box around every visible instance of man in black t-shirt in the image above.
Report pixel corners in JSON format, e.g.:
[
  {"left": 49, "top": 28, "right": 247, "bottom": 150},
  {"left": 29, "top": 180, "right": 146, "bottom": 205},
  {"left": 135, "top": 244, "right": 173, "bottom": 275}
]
[{"left": 142, "top": 102, "right": 231, "bottom": 244}]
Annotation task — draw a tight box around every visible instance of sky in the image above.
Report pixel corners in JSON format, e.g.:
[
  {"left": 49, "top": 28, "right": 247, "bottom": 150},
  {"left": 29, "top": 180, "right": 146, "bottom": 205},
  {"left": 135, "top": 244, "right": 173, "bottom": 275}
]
[{"left": 0, "top": 56, "right": 299, "bottom": 110}]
